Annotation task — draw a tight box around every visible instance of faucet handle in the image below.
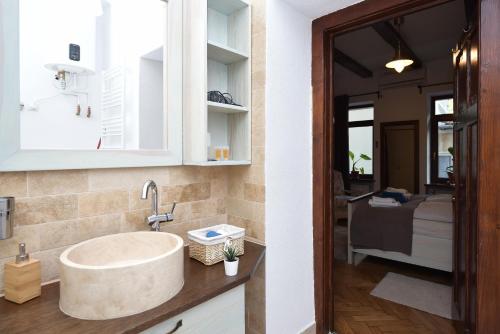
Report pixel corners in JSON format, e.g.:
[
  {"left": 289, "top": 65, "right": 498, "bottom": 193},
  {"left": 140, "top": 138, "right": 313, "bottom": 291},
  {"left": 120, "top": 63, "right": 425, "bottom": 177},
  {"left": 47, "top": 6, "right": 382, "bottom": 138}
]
[{"left": 164, "top": 201, "right": 176, "bottom": 222}]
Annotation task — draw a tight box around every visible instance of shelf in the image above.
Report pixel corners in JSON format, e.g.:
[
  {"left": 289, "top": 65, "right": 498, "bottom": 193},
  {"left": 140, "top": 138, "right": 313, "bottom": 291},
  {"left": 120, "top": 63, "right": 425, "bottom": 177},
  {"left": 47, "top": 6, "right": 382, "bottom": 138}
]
[
  {"left": 208, "top": 0, "right": 249, "bottom": 15},
  {"left": 186, "top": 160, "right": 251, "bottom": 166},
  {"left": 208, "top": 101, "right": 248, "bottom": 114},
  {"left": 207, "top": 41, "right": 248, "bottom": 65}
]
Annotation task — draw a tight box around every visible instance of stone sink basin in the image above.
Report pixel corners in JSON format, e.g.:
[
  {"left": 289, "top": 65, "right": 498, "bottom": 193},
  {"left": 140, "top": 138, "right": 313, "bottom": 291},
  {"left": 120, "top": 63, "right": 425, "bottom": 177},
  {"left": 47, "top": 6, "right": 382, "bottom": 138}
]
[{"left": 59, "top": 231, "right": 184, "bottom": 320}]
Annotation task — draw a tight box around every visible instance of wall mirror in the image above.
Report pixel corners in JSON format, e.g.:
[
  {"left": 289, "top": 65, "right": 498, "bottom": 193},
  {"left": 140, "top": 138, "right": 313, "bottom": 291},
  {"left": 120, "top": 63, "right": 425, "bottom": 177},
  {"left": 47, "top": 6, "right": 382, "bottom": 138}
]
[{"left": 0, "top": 0, "right": 182, "bottom": 171}]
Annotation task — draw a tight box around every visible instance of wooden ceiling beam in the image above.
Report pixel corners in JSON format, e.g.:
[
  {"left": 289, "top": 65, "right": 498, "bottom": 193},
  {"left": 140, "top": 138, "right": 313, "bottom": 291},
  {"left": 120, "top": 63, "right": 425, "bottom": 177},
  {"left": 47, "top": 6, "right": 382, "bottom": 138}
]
[
  {"left": 372, "top": 21, "right": 422, "bottom": 68},
  {"left": 334, "top": 48, "right": 373, "bottom": 78}
]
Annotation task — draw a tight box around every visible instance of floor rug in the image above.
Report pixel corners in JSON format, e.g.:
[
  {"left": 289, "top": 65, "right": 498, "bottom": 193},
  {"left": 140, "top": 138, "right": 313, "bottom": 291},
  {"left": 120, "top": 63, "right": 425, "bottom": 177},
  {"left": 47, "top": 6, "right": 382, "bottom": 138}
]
[{"left": 371, "top": 272, "right": 453, "bottom": 319}]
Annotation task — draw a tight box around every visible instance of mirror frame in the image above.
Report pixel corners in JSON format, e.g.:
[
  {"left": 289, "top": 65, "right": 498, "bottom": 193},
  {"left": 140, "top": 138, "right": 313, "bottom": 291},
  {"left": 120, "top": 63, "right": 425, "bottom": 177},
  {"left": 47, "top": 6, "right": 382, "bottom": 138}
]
[{"left": 0, "top": 0, "right": 183, "bottom": 171}]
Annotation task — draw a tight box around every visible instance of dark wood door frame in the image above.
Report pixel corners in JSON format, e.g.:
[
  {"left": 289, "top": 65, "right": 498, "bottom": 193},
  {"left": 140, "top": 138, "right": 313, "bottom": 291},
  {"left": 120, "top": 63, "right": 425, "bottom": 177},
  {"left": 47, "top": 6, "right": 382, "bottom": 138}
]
[
  {"left": 311, "top": 0, "right": 500, "bottom": 333},
  {"left": 380, "top": 120, "right": 420, "bottom": 194}
]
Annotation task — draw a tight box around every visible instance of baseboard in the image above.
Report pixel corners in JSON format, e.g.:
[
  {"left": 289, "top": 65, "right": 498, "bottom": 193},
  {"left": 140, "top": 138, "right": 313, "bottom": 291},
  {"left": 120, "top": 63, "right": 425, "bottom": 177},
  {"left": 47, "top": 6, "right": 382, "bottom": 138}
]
[{"left": 300, "top": 321, "right": 316, "bottom": 334}]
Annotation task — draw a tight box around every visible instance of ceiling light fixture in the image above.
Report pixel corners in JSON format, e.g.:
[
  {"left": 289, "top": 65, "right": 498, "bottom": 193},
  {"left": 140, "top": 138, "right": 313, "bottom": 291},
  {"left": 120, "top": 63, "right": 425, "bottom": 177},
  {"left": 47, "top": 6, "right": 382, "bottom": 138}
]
[{"left": 385, "top": 17, "right": 413, "bottom": 73}]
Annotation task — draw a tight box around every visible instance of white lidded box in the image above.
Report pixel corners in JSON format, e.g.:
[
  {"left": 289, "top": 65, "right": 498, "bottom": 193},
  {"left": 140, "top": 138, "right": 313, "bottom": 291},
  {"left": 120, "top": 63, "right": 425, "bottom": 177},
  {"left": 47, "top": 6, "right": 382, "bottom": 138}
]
[{"left": 188, "top": 224, "right": 245, "bottom": 265}]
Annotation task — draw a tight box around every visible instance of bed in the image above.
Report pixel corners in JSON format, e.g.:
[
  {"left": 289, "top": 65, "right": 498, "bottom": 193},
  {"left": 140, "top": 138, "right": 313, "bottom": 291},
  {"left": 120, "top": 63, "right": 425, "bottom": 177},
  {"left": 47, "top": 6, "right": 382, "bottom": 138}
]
[{"left": 347, "top": 192, "right": 453, "bottom": 272}]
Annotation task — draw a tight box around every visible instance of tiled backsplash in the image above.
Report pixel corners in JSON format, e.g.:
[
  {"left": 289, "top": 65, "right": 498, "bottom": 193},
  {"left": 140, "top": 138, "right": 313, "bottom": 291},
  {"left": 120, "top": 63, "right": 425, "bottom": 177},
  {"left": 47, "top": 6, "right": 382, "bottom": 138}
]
[{"left": 0, "top": 167, "right": 230, "bottom": 292}]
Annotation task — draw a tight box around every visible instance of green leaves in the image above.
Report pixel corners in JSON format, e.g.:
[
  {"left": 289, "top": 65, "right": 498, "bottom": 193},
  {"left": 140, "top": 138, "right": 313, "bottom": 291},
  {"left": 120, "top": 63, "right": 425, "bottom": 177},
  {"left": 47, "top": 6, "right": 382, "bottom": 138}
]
[
  {"left": 223, "top": 246, "right": 238, "bottom": 262},
  {"left": 359, "top": 154, "right": 371, "bottom": 161},
  {"left": 348, "top": 150, "right": 355, "bottom": 161},
  {"left": 349, "top": 152, "right": 371, "bottom": 173}
]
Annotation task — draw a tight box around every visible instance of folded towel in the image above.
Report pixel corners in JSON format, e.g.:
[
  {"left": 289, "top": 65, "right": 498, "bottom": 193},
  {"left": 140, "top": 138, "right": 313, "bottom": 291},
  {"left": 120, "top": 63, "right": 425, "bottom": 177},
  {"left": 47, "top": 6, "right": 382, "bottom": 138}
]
[
  {"left": 381, "top": 191, "right": 408, "bottom": 203},
  {"left": 206, "top": 230, "right": 222, "bottom": 238},
  {"left": 369, "top": 199, "right": 401, "bottom": 207},
  {"left": 372, "top": 196, "right": 397, "bottom": 204}
]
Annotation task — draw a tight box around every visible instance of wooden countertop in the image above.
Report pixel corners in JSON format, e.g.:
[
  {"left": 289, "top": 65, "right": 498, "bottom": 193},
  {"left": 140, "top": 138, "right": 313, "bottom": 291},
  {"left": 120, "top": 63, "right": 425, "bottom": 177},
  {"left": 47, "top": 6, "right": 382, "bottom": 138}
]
[{"left": 0, "top": 241, "right": 265, "bottom": 334}]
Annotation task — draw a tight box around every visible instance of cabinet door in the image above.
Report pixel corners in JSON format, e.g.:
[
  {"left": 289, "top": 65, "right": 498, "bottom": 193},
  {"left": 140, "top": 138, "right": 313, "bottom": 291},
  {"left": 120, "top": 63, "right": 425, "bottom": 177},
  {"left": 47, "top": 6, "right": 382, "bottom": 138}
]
[{"left": 142, "top": 285, "right": 245, "bottom": 334}]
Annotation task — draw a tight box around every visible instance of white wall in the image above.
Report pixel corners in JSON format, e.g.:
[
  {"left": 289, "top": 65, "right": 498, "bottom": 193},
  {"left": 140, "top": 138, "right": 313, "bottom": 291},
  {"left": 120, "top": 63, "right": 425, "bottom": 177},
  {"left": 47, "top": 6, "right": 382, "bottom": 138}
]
[
  {"left": 19, "top": 0, "right": 101, "bottom": 149},
  {"left": 265, "top": 1, "right": 315, "bottom": 332}
]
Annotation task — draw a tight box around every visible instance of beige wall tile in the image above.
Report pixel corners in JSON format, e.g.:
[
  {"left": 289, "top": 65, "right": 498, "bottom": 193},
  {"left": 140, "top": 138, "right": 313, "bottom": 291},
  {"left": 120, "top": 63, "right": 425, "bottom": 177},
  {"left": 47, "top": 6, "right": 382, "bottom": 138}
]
[
  {"left": 244, "top": 183, "right": 265, "bottom": 203},
  {"left": 160, "top": 202, "right": 192, "bottom": 223},
  {"left": 163, "top": 220, "right": 201, "bottom": 244},
  {"left": 0, "top": 172, "right": 27, "bottom": 197},
  {"left": 227, "top": 215, "right": 250, "bottom": 229},
  {"left": 76, "top": 214, "right": 121, "bottom": 242},
  {"left": 129, "top": 189, "right": 153, "bottom": 211},
  {"left": 228, "top": 215, "right": 265, "bottom": 242},
  {"left": 32, "top": 246, "right": 68, "bottom": 282},
  {"left": 196, "top": 215, "right": 227, "bottom": 229},
  {"left": 88, "top": 167, "right": 169, "bottom": 191},
  {"left": 227, "top": 197, "right": 263, "bottom": 222},
  {"left": 246, "top": 220, "right": 265, "bottom": 241},
  {"left": 15, "top": 195, "right": 78, "bottom": 225},
  {"left": 0, "top": 225, "right": 40, "bottom": 259},
  {"left": 161, "top": 183, "right": 211, "bottom": 205},
  {"left": 252, "top": 146, "right": 265, "bottom": 165},
  {"left": 39, "top": 220, "right": 79, "bottom": 251},
  {"left": 191, "top": 198, "right": 222, "bottom": 220},
  {"left": 248, "top": 165, "right": 265, "bottom": 185},
  {"left": 28, "top": 170, "right": 88, "bottom": 196},
  {"left": 121, "top": 210, "right": 150, "bottom": 233},
  {"left": 78, "top": 190, "right": 128, "bottom": 217},
  {"left": 168, "top": 166, "right": 206, "bottom": 185},
  {"left": 252, "top": 126, "right": 265, "bottom": 147}
]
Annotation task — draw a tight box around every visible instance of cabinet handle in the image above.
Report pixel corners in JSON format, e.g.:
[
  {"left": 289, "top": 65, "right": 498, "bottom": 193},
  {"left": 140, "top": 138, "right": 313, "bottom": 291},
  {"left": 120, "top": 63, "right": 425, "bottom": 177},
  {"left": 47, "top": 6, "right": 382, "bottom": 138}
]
[{"left": 166, "top": 320, "right": 182, "bottom": 334}]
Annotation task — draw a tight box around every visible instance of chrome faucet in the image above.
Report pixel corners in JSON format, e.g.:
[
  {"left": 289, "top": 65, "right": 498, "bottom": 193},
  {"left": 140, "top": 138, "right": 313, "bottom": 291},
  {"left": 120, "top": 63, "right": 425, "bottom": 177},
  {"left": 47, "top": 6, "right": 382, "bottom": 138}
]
[{"left": 141, "top": 180, "right": 176, "bottom": 231}]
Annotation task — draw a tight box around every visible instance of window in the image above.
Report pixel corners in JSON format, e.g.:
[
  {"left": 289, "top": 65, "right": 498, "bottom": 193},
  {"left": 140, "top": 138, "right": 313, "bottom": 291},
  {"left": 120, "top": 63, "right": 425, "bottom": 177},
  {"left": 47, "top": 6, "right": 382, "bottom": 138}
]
[
  {"left": 348, "top": 105, "right": 374, "bottom": 177},
  {"left": 430, "top": 95, "right": 454, "bottom": 183}
]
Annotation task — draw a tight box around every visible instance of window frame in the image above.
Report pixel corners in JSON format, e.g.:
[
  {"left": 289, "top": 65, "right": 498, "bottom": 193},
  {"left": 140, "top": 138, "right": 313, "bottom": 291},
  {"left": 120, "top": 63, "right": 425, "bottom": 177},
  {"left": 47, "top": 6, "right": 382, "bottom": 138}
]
[
  {"left": 430, "top": 94, "right": 454, "bottom": 184},
  {"left": 348, "top": 104, "right": 374, "bottom": 179}
]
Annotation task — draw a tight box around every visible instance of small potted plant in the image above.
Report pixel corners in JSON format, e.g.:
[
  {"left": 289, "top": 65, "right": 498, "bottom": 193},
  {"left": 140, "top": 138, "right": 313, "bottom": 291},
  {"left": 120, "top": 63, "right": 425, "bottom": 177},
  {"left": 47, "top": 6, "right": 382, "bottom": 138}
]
[
  {"left": 348, "top": 151, "right": 372, "bottom": 179},
  {"left": 223, "top": 244, "right": 239, "bottom": 276}
]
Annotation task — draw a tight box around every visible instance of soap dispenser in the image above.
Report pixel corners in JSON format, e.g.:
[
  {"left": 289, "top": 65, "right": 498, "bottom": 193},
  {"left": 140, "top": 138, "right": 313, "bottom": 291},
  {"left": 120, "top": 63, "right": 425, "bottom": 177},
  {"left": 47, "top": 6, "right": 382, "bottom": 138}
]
[{"left": 4, "top": 243, "right": 41, "bottom": 304}]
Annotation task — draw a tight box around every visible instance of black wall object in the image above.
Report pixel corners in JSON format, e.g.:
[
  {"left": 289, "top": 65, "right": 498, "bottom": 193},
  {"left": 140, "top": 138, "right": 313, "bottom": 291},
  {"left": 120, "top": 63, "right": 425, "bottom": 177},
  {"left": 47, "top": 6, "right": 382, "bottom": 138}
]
[{"left": 69, "top": 44, "right": 80, "bottom": 62}]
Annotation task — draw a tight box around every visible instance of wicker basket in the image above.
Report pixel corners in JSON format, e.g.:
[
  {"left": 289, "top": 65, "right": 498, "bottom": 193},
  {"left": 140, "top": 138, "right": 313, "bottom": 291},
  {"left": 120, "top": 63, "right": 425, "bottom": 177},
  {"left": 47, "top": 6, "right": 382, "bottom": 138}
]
[{"left": 188, "top": 224, "right": 245, "bottom": 266}]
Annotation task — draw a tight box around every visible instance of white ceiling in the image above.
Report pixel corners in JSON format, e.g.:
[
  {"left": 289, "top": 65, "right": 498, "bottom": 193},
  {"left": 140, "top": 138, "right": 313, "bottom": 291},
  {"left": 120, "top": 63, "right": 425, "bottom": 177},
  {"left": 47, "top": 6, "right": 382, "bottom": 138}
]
[
  {"left": 334, "top": 0, "right": 466, "bottom": 73},
  {"left": 282, "top": 0, "right": 363, "bottom": 19}
]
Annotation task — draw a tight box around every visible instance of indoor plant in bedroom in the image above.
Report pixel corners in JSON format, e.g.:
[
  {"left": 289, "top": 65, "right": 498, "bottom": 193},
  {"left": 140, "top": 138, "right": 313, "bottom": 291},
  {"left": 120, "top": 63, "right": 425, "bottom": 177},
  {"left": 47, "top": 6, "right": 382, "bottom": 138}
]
[
  {"left": 223, "top": 243, "right": 239, "bottom": 276},
  {"left": 349, "top": 151, "right": 372, "bottom": 179}
]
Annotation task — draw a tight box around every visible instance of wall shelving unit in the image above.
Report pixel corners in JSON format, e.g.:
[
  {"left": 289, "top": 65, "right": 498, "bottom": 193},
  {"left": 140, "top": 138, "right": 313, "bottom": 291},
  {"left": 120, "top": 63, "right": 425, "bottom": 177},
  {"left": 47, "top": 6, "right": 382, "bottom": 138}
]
[{"left": 183, "top": 0, "right": 251, "bottom": 166}]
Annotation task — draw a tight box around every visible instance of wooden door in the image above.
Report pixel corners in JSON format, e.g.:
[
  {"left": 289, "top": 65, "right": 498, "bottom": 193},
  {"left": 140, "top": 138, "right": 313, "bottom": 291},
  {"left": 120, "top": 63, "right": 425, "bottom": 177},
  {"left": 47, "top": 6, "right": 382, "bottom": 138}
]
[
  {"left": 380, "top": 121, "right": 419, "bottom": 194},
  {"left": 453, "top": 23, "right": 478, "bottom": 334}
]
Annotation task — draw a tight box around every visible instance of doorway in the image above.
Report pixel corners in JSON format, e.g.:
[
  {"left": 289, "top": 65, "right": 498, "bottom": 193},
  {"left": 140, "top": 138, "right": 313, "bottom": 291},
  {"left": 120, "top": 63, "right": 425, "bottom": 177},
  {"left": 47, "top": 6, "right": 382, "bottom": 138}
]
[
  {"left": 380, "top": 120, "right": 419, "bottom": 193},
  {"left": 311, "top": 0, "right": 500, "bottom": 333}
]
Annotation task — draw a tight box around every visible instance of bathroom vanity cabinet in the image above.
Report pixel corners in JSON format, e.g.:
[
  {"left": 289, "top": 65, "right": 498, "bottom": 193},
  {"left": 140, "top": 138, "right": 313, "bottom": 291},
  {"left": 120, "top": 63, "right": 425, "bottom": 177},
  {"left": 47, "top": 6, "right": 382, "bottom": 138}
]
[
  {"left": 183, "top": 0, "right": 252, "bottom": 166},
  {"left": 0, "top": 242, "right": 265, "bottom": 334},
  {"left": 142, "top": 286, "right": 245, "bottom": 334}
]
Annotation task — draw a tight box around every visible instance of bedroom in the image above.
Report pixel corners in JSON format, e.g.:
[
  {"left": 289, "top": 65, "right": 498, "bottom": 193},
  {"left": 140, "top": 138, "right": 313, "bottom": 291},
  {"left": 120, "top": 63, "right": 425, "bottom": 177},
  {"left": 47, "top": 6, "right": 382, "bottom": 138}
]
[{"left": 331, "top": 0, "right": 469, "bottom": 332}]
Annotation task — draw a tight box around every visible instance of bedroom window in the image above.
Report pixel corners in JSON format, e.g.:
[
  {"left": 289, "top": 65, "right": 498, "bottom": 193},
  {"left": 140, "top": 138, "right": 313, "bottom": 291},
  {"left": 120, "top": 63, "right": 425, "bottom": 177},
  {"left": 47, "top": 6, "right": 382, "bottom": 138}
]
[
  {"left": 430, "top": 95, "right": 454, "bottom": 183},
  {"left": 348, "top": 104, "right": 374, "bottom": 177}
]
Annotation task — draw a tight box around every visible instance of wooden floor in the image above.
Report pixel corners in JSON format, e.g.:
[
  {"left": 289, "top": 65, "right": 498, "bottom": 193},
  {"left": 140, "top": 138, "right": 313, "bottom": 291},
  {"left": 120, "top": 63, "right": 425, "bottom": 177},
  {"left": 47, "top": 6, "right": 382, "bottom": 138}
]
[{"left": 333, "top": 257, "right": 458, "bottom": 334}]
